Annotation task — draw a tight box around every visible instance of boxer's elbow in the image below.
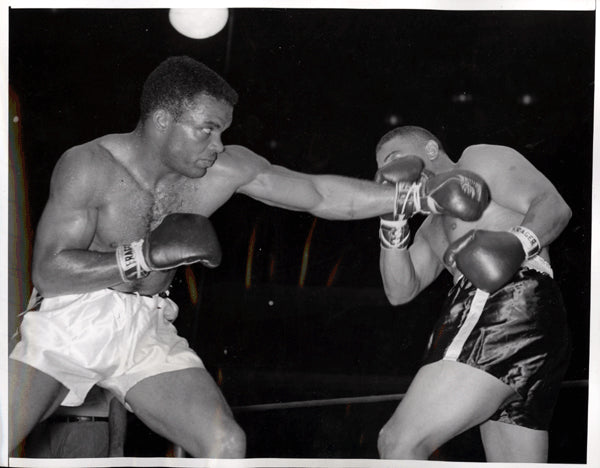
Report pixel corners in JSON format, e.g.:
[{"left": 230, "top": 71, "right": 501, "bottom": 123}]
[
  {"left": 32, "top": 269, "right": 53, "bottom": 297},
  {"left": 386, "top": 294, "right": 410, "bottom": 306},
  {"left": 557, "top": 199, "right": 572, "bottom": 227},
  {"left": 549, "top": 195, "right": 572, "bottom": 238},
  {"left": 32, "top": 267, "right": 51, "bottom": 297},
  {"left": 32, "top": 258, "right": 62, "bottom": 297},
  {"left": 385, "top": 292, "right": 417, "bottom": 306},
  {"left": 383, "top": 282, "right": 419, "bottom": 306}
]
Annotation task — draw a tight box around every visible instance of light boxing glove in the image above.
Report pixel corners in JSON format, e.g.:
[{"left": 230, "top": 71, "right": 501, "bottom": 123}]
[
  {"left": 116, "top": 213, "right": 222, "bottom": 282},
  {"left": 443, "top": 226, "right": 541, "bottom": 293}
]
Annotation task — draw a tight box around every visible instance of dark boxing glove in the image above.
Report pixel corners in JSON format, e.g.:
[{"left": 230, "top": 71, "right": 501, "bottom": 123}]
[
  {"left": 375, "top": 154, "right": 425, "bottom": 249},
  {"left": 374, "top": 153, "right": 425, "bottom": 186},
  {"left": 395, "top": 169, "right": 491, "bottom": 221},
  {"left": 116, "top": 213, "right": 222, "bottom": 282},
  {"left": 443, "top": 227, "right": 541, "bottom": 293}
]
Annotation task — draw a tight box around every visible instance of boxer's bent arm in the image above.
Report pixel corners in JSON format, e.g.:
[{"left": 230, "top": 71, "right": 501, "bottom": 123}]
[
  {"left": 462, "top": 146, "right": 572, "bottom": 246},
  {"left": 32, "top": 152, "right": 124, "bottom": 297},
  {"left": 380, "top": 223, "right": 444, "bottom": 305},
  {"left": 238, "top": 164, "right": 396, "bottom": 220},
  {"left": 517, "top": 191, "right": 571, "bottom": 247}
]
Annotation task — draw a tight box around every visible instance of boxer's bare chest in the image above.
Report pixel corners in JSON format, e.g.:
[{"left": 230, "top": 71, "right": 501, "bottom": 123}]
[{"left": 90, "top": 166, "right": 233, "bottom": 250}]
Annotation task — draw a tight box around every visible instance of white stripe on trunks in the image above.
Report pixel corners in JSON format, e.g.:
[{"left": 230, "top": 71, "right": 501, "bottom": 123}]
[{"left": 444, "top": 288, "right": 490, "bottom": 361}]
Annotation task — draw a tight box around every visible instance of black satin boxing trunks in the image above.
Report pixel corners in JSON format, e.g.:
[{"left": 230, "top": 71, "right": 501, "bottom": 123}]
[{"left": 422, "top": 262, "right": 572, "bottom": 430}]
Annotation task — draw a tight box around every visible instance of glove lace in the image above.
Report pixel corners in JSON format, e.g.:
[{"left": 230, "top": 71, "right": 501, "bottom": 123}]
[{"left": 395, "top": 181, "right": 423, "bottom": 216}]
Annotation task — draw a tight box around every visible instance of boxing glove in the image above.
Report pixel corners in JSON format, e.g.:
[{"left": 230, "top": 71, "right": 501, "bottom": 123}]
[
  {"left": 398, "top": 170, "right": 490, "bottom": 221},
  {"left": 375, "top": 154, "right": 423, "bottom": 249},
  {"left": 443, "top": 227, "right": 540, "bottom": 293},
  {"left": 116, "top": 213, "right": 222, "bottom": 282},
  {"left": 374, "top": 154, "right": 425, "bottom": 185}
]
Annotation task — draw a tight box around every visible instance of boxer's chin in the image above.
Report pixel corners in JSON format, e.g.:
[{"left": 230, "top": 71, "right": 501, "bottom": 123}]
[{"left": 187, "top": 167, "right": 208, "bottom": 178}]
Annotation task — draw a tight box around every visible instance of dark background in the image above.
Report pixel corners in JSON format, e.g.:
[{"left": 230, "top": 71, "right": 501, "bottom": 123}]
[{"left": 9, "top": 8, "right": 594, "bottom": 462}]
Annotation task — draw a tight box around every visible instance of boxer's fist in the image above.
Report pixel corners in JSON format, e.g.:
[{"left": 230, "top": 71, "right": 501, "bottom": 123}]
[
  {"left": 116, "top": 213, "right": 222, "bottom": 282},
  {"left": 144, "top": 213, "right": 222, "bottom": 269},
  {"left": 421, "top": 170, "right": 490, "bottom": 221},
  {"left": 375, "top": 154, "right": 425, "bottom": 185},
  {"left": 443, "top": 229, "right": 525, "bottom": 293},
  {"left": 392, "top": 169, "right": 490, "bottom": 221}
]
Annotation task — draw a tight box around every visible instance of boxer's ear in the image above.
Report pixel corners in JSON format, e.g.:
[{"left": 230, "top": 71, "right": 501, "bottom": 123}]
[
  {"left": 425, "top": 140, "right": 439, "bottom": 160},
  {"left": 153, "top": 109, "right": 172, "bottom": 132}
]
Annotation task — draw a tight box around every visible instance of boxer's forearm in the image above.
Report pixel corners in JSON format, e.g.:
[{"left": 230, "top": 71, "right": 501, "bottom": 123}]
[
  {"left": 307, "top": 175, "right": 396, "bottom": 220},
  {"left": 520, "top": 192, "right": 572, "bottom": 248},
  {"left": 32, "top": 249, "right": 124, "bottom": 297},
  {"left": 379, "top": 249, "right": 421, "bottom": 305},
  {"left": 239, "top": 162, "right": 396, "bottom": 220}
]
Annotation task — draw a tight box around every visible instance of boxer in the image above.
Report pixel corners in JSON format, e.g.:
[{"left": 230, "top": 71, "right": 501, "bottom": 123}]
[
  {"left": 10, "top": 55, "right": 403, "bottom": 458},
  {"left": 374, "top": 125, "right": 572, "bottom": 462}
]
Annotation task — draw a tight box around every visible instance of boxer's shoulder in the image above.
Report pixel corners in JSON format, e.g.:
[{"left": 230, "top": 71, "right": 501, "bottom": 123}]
[
  {"left": 51, "top": 136, "right": 135, "bottom": 203},
  {"left": 58, "top": 135, "right": 126, "bottom": 174},
  {"left": 210, "top": 144, "right": 271, "bottom": 186},
  {"left": 458, "top": 144, "right": 526, "bottom": 168}
]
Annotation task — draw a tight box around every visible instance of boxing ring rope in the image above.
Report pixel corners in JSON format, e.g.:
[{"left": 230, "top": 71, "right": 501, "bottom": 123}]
[
  {"left": 232, "top": 393, "right": 408, "bottom": 413},
  {"left": 231, "top": 379, "right": 589, "bottom": 413},
  {"left": 170, "top": 378, "right": 588, "bottom": 457}
]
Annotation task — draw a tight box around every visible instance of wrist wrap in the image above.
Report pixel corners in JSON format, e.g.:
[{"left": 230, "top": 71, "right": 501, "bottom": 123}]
[
  {"left": 116, "top": 239, "right": 151, "bottom": 282},
  {"left": 379, "top": 217, "right": 410, "bottom": 250},
  {"left": 509, "top": 226, "right": 541, "bottom": 260}
]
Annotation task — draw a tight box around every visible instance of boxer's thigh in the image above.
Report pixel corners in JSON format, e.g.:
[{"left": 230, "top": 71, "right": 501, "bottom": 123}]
[
  {"left": 125, "top": 367, "right": 244, "bottom": 458},
  {"left": 380, "top": 360, "right": 515, "bottom": 457}
]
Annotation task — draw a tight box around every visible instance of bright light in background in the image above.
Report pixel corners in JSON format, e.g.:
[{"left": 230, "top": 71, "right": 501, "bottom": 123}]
[
  {"left": 451, "top": 92, "right": 473, "bottom": 103},
  {"left": 169, "top": 8, "right": 229, "bottom": 39},
  {"left": 385, "top": 113, "right": 401, "bottom": 126},
  {"left": 518, "top": 93, "right": 536, "bottom": 106}
]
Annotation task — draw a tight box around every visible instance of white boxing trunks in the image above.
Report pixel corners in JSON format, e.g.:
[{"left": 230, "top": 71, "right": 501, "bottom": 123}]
[{"left": 10, "top": 289, "right": 205, "bottom": 410}]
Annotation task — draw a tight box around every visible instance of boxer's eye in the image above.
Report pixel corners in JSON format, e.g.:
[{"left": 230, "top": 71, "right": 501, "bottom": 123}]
[{"left": 384, "top": 151, "right": 404, "bottom": 163}]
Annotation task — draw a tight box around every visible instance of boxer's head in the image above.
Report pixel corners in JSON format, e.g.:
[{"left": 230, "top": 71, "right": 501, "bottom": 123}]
[
  {"left": 375, "top": 126, "right": 443, "bottom": 169},
  {"left": 140, "top": 56, "right": 238, "bottom": 123}
]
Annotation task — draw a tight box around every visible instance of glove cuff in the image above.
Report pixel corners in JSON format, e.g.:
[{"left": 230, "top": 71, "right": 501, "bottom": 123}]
[
  {"left": 116, "top": 239, "right": 151, "bottom": 282},
  {"left": 509, "top": 226, "right": 541, "bottom": 260},
  {"left": 395, "top": 181, "right": 423, "bottom": 217},
  {"left": 379, "top": 216, "right": 410, "bottom": 249}
]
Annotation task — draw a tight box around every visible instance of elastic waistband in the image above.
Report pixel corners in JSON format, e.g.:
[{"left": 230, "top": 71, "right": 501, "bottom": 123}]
[
  {"left": 522, "top": 255, "right": 553, "bottom": 278},
  {"left": 109, "top": 288, "right": 170, "bottom": 299},
  {"left": 453, "top": 255, "right": 553, "bottom": 285},
  {"left": 48, "top": 415, "right": 109, "bottom": 424}
]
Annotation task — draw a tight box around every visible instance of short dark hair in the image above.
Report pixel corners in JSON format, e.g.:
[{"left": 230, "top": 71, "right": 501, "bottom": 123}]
[
  {"left": 140, "top": 56, "right": 238, "bottom": 121},
  {"left": 375, "top": 125, "right": 444, "bottom": 154}
]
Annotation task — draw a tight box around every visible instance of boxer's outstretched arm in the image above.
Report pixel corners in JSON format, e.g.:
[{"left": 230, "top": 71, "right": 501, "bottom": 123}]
[
  {"left": 379, "top": 218, "right": 445, "bottom": 305},
  {"left": 32, "top": 150, "right": 125, "bottom": 296},
  {"left": 225, "top": 145, "right": 396, "bottom": 220}
]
